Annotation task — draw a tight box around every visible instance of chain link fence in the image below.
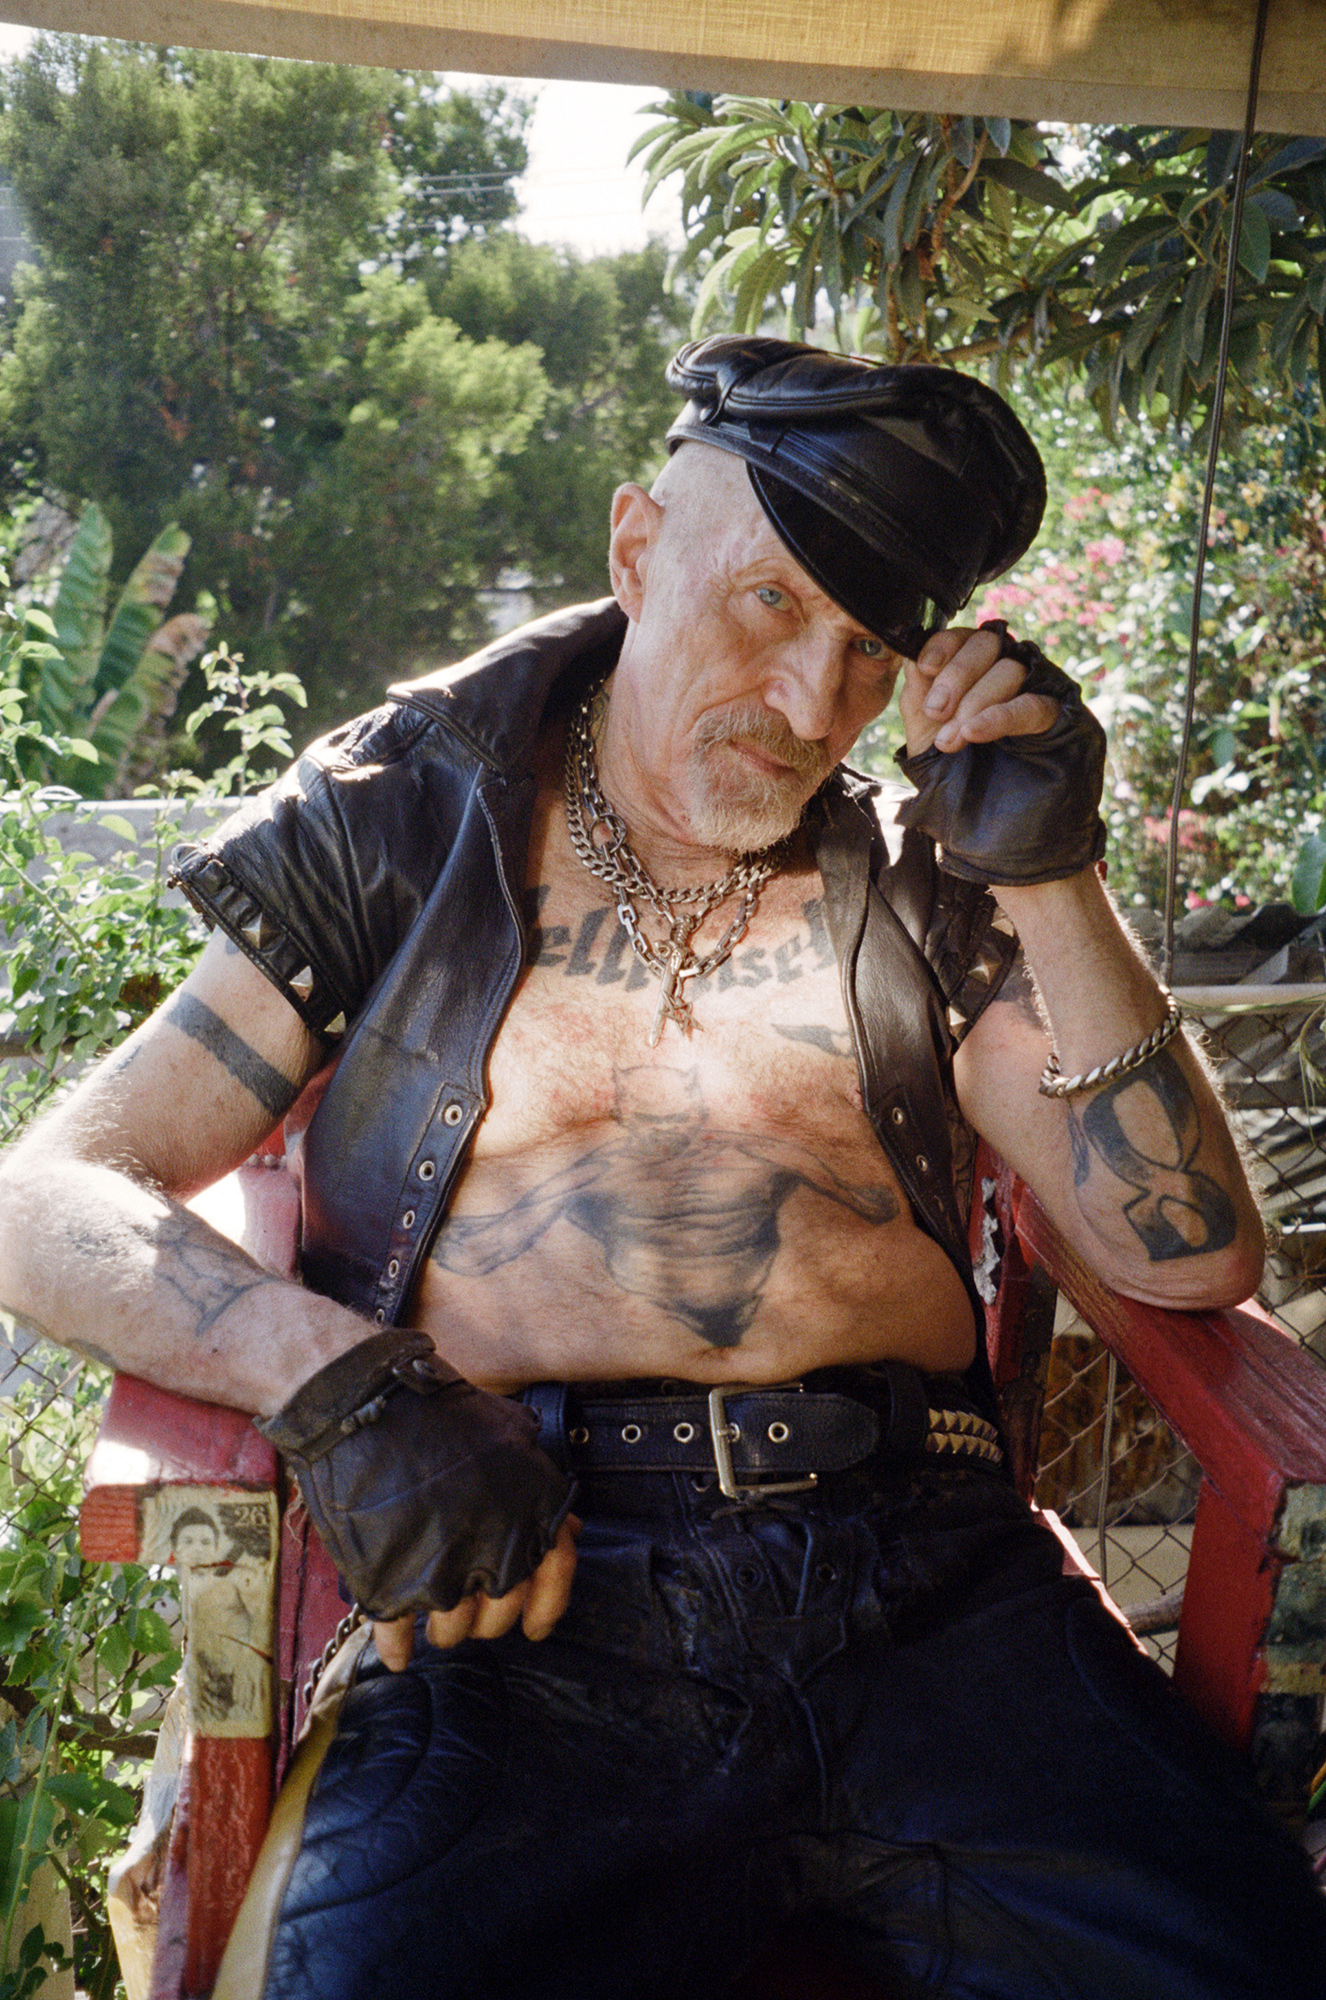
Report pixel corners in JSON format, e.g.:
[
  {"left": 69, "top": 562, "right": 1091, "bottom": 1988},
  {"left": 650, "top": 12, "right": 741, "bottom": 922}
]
[{"left": 1035, "top": 974, "right": 1326, "bottom": 1672}]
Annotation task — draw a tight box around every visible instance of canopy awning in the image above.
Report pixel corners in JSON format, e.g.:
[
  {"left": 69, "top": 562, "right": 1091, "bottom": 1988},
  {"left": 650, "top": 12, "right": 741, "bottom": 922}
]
[{"left": 6, "top": 0, "right": 1324, "bottom": 135}]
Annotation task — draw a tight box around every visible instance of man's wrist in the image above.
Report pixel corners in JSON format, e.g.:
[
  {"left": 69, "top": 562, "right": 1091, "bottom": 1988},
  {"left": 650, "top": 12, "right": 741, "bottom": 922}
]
[{"left": 255, "top": 1327, "right": 451, "bottom": 1459}]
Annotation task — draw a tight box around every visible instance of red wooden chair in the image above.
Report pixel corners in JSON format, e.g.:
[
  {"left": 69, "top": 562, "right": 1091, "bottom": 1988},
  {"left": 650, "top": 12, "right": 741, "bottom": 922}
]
[{"left": 80, "top": 1143, "right": 1326, "bottom": 1999}]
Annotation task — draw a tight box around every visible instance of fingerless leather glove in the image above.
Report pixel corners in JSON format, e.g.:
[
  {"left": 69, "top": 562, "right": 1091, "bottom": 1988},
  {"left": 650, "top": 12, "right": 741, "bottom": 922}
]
[
  {"left": 896, "top": 629, "right": 1107, "bottom": 886},
  {"left": 255, "top": 1330, "right": 575, "bottom": 1620}
]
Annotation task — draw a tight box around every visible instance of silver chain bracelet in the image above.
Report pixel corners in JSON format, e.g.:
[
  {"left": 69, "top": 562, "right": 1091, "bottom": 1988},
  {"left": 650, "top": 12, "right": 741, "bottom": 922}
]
[{"left": 1038, "top": 992, "right": 1182, "bottom": 1100}]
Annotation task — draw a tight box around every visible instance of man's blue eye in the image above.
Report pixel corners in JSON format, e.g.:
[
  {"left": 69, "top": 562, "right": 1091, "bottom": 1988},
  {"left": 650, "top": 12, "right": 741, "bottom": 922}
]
[
  {"left": 755, "top": 587, "right": 787, "bottom": 609},
  {"left": 857, "top": 636, "right": 886, "bottom": 659}
]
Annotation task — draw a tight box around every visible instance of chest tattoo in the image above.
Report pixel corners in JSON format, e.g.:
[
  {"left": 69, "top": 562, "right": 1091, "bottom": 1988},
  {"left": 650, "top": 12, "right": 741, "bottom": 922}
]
[
  {"left": 432, "top": 1063, "right": 897, "bottom": 1349},
  {"left": 523, "top": 886, "right": 836, "bottom": 992}
]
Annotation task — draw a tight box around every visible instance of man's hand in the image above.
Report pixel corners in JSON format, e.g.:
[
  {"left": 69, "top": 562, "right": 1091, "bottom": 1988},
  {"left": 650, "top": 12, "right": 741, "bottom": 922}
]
[
  {"left": 894, "top": 622, "right": 1107, "bottom": 888},
  {"left": 256, "top": 1331, "right": 578, "bottom": 1644},
  {"left": 373, "top": 1514, "right": 580, "bottom": 1670},
  {"left": 898, "top": 622, "right": 1061, "bottom": 758}
]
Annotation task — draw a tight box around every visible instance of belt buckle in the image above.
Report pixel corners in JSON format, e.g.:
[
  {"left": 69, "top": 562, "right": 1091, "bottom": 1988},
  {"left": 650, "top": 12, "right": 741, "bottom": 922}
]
[{"left": 706, "top": 1385, "right": 819, "bottom": 1502}]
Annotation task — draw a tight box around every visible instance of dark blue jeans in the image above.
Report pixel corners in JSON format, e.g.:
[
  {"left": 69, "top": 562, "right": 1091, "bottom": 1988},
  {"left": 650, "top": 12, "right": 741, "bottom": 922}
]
[{"left": 264, "top": 1456, "right": 1326, "bottom": 1998}]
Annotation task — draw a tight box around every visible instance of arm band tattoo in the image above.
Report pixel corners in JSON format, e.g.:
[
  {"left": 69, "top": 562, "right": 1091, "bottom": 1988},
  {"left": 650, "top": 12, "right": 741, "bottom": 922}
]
[{"left": 167, "top": 993, "right": 301, "bottom": 1122}]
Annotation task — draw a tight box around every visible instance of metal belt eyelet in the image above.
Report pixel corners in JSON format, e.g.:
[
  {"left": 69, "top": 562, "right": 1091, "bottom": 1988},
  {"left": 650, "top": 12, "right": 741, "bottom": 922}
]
[
  {"left": 621, "top": 1423, "right": 642, "bottom": 1444},
  {"left": 673, "top": 1421, "right": 695, "bottom": 1443},
  {"left": 569, "top": 1425, "right": 589, "bottom": 1445},
  {"left": 768, "top": 1421, "right": 790, "bottom": 1444}
]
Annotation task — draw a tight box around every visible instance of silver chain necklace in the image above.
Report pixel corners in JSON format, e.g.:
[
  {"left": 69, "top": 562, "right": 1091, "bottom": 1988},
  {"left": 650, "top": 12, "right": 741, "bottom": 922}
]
[{"left": 563, "top": 680, "right": 781, "bottom": 1046}]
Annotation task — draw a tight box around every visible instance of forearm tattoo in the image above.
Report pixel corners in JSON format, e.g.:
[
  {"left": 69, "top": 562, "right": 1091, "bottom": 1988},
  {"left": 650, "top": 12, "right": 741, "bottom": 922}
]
[
  {"left": 1069, "top": 1050, "right": 1237, "bottom": 1261},
  {"left": 67, "top": 1205, "right": 274, "bottom": 1343},
  {"left": 166, "top": 993, "right": 301, "bottom": 1121}
]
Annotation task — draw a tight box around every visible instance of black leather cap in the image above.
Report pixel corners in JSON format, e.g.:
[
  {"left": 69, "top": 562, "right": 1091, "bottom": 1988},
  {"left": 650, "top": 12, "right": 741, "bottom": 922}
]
[{"left": 665, "top": 336, "right": 1046, "bottom": 657}]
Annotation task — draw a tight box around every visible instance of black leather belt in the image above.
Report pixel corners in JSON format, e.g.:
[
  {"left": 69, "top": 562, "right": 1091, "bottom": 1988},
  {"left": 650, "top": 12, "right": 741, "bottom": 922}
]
[{"left": 522, "top": 1367, "right": 1002, "bottom": 1504}]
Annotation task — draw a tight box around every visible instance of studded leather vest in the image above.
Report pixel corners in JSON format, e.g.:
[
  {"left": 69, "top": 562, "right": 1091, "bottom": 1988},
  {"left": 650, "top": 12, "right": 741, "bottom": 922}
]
[{"left": 172, "top": 600, "right": 1015, "bottom": 1341}]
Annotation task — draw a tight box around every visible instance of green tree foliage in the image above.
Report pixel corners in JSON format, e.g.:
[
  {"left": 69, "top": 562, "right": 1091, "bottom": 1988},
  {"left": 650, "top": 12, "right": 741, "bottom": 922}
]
[
  {"left": 433, "top": 235, "right": 688, "bottom": 617},
  {"left": 377, "top": 76, "right": 531, "bottom": 271},
  {"left": 0, "top": 40, "right": 686, "bottom": 748},
  {"left": 0, "top": 42, "right": 542, "bottom": 737},
  {"left": 637, "top": 95, "right": 1326, "bottom": 432}
]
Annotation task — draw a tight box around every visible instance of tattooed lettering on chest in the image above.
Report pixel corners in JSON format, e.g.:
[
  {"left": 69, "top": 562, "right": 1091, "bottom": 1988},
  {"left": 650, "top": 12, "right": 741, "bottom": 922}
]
[
  {"left": 522, "top": 887, "right": 837, "bottom": 992},
  {"left": 434, "top": 1063, "right": 896, "bottom": 1349}
]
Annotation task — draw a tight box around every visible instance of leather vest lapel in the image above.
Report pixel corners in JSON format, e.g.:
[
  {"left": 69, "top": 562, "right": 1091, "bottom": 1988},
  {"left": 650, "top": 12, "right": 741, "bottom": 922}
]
[
  {"left": 300, "top": 769, "right": 535, "bottom": 1320},
  {"left": 812, "top": 785, "right": 974, "bottom": 1310}
]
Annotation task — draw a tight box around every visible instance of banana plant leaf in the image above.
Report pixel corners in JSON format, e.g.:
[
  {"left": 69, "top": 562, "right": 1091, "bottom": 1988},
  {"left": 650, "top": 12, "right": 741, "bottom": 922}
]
[{"left": 46, "top": 503, "right": 112, "bottom": 728}]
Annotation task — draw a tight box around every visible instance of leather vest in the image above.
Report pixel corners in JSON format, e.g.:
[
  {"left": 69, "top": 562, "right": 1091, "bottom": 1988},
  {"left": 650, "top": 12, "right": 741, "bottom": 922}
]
[{"left": 173, "top": 601, "right": 1015, "bottom": 1341}]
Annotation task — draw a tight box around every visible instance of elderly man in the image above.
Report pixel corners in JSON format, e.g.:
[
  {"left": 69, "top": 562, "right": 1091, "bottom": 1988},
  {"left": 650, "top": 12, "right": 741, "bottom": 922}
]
[{"left": 1, "top": 338, "right": 1322, "bottom": 1998}]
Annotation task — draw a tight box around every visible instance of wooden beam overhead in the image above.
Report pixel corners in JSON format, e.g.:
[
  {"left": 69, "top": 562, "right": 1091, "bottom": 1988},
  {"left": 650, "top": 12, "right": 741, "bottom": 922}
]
[{"left": 5, "top": 0, "right": 1323, "bottom": 135}]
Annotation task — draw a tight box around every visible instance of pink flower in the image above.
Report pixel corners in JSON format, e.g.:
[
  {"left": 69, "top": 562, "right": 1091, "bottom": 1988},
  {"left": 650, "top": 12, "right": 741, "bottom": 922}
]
[
  {"left": 1064, "top": 487, "right": 1105, "bottom": 522},
  {"left": 1144, "top": 811, "right": 1208, "bottom": 853},
  {"left": 981, "top": 583, "right": 1032, "bottom": 618},
  {"left": 1084, "top": 536, "right": 1126, "bottom": 568}
]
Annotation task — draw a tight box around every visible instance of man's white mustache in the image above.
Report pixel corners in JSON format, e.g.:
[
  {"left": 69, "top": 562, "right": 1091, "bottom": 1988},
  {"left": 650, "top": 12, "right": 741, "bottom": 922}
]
[{"left": 695, "top": 705, "right": 830, "bottom": 784}]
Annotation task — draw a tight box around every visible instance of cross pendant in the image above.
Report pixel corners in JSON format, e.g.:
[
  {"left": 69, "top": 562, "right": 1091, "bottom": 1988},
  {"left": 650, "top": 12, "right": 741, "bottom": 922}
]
[{"left": 648, "top": 946, "right": 699, "bottom": 1048}]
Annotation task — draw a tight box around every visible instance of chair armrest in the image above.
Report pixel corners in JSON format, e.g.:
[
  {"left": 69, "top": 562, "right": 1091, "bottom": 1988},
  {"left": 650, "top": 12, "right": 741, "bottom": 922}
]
[
  {"left": 1006, "top": 1178, "right": 1326, "bottom": 1537},
  {"left": 75, "top": 1150, "right": 312, "bottom": 1995},
  {"left": 81, "top": 1376, "right": 278, "bottom": 1559},
  {"left": 1002, "top": 1167, "right": 1326, "bottom": 1784}
]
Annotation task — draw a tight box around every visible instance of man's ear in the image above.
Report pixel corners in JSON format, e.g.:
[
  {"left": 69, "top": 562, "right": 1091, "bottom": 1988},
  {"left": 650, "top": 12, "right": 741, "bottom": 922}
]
[{"left": 608, "top": 483, "right": 662, "bottom": 620}]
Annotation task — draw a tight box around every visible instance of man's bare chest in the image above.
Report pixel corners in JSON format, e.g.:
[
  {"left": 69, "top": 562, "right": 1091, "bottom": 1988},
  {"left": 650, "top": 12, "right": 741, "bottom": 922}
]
[
  {"left": 471, "top": 826, "right": 869, "bottom": 1162},
  {"left": 413, "top": 775, "right": 977, "bottom": 1384}
]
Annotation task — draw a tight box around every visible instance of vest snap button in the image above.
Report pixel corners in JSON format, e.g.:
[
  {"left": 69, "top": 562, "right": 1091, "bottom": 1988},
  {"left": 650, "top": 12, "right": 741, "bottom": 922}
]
[
  {"left": 418, "top": 1160, "right": 436, "bottom": 1182},
  {"left": 443, "top": 1102, "right": 464, "bottom": 1126}
]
